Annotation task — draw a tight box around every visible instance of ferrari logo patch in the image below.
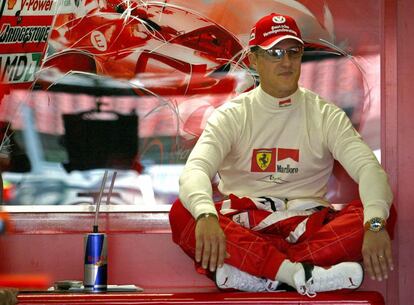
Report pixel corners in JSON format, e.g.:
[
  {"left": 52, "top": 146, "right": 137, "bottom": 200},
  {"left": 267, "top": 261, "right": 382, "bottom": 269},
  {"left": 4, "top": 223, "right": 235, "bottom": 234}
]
[{"left": 251, "top": 148, "right": 276, "bottom": 172}]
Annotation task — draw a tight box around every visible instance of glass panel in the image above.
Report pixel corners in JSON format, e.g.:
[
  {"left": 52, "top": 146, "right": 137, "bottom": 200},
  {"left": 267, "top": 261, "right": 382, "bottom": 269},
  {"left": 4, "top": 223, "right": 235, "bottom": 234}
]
[{"left": 0, "top": 0, "right": 381, "bottom": 210}]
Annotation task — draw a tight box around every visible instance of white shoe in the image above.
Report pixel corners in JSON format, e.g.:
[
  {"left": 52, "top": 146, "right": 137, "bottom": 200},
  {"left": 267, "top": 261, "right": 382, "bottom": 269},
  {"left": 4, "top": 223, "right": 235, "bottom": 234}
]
[
  {"left": 215, "top": 264, "right": 279, "bottom": 292},
  {"left": 293, "top": 262, "right": 363, "bottom": 297}
]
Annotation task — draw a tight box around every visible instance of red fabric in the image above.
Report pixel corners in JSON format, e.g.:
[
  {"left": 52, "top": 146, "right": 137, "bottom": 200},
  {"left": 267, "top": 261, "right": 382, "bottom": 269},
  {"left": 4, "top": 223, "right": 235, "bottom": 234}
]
[
  {"left": 287, "top": 202, "right": 365, "bottom": 266},
  {"left": 169, "top": 199, "right": 286, "bottom": 279},
  {"left": 169, "top": 196, "right": 396, "bottom": 280}
]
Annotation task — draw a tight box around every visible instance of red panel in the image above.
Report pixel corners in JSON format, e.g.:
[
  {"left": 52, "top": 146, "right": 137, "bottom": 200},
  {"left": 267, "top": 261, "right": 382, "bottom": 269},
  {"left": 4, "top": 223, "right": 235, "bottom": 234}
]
[
  {"left": 381, "top": 0, "right": 414, "bottom": 305},
  {"left": 0, "top": 212, "right": 388, "bottom": 296},
  {"left": 0, "top": 212, "right": 214, "bottom": 289},
  {"left": 395, "top": 0, "right": 414, "bottom": 304},
  {"left": 380, "top": 1, "right": 399, "bottom": 304},
  {"left": 0, "top": 232, "right": 213, "bottom": 290}
]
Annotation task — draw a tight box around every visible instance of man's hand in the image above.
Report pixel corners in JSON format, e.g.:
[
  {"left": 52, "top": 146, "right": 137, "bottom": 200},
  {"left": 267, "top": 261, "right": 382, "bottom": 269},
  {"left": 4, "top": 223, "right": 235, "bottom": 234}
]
[
  {"left": 362, "top": 229, "right": 393, "bottom": 281},
  {"left": 0, "top": 288, "right": 18, "bottom": 305},
  {"left": 195, "top": 214, "right": 228, "bottom": 272}
]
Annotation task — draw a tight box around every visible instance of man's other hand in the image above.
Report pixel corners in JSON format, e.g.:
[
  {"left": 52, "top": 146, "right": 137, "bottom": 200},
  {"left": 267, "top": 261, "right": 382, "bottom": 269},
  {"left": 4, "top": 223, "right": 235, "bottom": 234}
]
[
  {"left": 195, "top": 214, "right": 228, "bottom": 272},
  {"left": 362, "top": 230, "right": 394, "bottom": 281}
]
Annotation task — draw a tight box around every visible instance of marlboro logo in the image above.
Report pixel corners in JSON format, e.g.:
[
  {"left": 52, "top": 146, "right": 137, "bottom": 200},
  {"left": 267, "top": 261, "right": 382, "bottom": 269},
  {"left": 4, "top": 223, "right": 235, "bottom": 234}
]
[{"left": 277, "top": 148, "right": 299, "bottom": 174}]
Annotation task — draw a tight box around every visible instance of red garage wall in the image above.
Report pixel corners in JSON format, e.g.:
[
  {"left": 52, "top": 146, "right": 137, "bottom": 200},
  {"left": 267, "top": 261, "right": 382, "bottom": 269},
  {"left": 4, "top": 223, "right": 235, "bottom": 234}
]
[{"left": 381, "top": 0, "right": 414, "bottom": 304}]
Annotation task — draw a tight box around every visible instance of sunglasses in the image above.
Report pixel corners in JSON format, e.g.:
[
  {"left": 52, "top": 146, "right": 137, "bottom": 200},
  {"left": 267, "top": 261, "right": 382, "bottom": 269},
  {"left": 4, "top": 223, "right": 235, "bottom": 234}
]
[{"left": 259, "top": 46, "right": 304, "bottom": 61}]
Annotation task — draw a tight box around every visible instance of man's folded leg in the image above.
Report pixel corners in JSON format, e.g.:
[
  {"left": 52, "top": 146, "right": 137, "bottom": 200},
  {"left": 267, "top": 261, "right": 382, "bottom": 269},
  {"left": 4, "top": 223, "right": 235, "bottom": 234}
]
[
  {"left": 169, "top": 198, "right": 288, "bottom": 280},
  {"left": 169, "top": 199, "right": 364, "bottom": 295}
]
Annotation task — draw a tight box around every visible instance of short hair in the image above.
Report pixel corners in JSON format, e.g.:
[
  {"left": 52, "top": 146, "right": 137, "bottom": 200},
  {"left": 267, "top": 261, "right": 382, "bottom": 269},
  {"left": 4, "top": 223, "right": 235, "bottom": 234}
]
[{"left": 249, "top": 46, "right": 260, "bottom": 53}]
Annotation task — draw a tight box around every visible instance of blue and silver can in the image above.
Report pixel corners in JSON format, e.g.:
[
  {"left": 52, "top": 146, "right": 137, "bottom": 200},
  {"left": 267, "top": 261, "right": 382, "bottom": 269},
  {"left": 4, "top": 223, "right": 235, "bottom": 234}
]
[{"left": 84, "top": 233, "right": 107, "bottom": 292}]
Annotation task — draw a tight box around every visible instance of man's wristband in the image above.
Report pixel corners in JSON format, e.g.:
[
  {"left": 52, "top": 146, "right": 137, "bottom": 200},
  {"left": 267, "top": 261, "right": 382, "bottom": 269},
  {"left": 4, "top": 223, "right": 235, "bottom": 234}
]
[{"left": 196, "top": 213, "right": 218, "bottom": 222}]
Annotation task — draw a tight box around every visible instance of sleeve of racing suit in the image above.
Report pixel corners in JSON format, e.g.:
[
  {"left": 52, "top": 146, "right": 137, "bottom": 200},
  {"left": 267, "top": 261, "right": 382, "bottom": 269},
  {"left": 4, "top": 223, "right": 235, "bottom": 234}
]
[
  {"left": 179, "top": 107, "right": 238, "bottom": 220},
  {"left": 323, "top": 105, "right": 393, "bottom": 223}
]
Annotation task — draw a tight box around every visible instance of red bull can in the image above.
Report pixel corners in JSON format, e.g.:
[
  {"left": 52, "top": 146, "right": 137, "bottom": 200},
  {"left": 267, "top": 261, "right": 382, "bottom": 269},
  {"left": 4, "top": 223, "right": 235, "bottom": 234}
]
[{"left": 84, "top": 233, "right": 107, "bottom": 292}]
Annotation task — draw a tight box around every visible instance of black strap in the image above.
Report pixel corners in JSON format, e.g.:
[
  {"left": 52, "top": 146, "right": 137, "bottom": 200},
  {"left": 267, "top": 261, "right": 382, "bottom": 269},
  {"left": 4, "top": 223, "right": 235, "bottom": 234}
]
[{"left": 301, "top": 263, "right": 314, "bottom": 281}]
